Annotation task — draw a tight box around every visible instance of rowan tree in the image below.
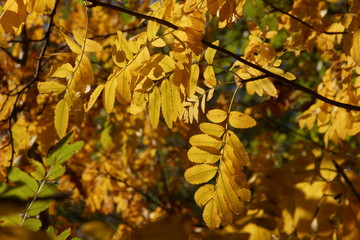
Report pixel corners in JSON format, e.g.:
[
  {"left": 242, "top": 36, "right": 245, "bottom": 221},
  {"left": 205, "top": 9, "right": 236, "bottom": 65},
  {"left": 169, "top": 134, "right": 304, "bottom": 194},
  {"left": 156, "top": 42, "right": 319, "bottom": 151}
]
[{"left": 0, "top": 0, "right": 360, "bottom": 239}]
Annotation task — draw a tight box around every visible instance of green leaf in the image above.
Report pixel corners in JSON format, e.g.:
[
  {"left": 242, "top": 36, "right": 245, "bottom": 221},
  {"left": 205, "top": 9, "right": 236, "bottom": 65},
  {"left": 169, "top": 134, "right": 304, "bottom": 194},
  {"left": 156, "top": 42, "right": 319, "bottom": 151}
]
[
  {"left": 28, "top": 199, "right": 53, "bottom": 216},
  {"left": 0, "top": 214, "right": 22, "bottom": 227},
  {"left": 30, "top": 161, "right": 46, "bottom": 180},
  {"left": 38, "top": 182, "right": 59, "bottom": 198},
  {"left": 47, "top": 226, "right": 55, "bottom": 239},
  {"left": 46, "top": 164, "right": 66, "bottom": 181},
  {"left": 23, "top": 218, "right": 42, "bottom": 231},
  {"left": 57, "top": 228, "right": 71, "bottom": 240},
  {"left": 3, "top": 167, "right": 38, "bottom": 199},
  {"left": 46, "top": 132, "right": 84, "bottom": 165}
]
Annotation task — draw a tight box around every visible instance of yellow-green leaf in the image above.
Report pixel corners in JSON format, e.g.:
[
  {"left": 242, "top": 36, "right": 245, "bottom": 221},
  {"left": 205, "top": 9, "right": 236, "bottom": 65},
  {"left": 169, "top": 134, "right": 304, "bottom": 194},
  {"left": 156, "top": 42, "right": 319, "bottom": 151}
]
[
  {"left": 184, "top": 164, "right": 218, "bottom": 185},
  {"left": 85, "top": 84, "right": 104, "bottom": 112},
  {"left": 229, "top": 111, "right": 256, "bottom": 129},
  {"left": 203, "top": 199, "right": 221, "bottom": 229},
  {"left": 206, "top": 109, "right": 228, "bottom": 123},
  {"left": 160, "top": 79, "right": 181, "bottom": 128},
  {"left": 38, "top": 81, "right": 66, "bottom": 95},
  {"left": 149, "top": 86, "right": 161, "bottom": 128},
  {"left": 54, "top": 99, "right": 69, "bottom": 138},
  {"left": 194, "top": 184, "right": 214, "bottom": 207}
]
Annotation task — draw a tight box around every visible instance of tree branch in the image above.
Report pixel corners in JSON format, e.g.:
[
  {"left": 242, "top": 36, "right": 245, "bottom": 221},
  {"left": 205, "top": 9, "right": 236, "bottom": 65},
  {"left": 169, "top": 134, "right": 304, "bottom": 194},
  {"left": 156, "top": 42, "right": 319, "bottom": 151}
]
[
  {"left": 6, "top": 0, "right": 60, "bottom": 168},
  {"left": 262, "top": 0, "right": 347, "bottom": 35},
  {"left": 87, "top": 0, "right": 360, "bottom": 111}
]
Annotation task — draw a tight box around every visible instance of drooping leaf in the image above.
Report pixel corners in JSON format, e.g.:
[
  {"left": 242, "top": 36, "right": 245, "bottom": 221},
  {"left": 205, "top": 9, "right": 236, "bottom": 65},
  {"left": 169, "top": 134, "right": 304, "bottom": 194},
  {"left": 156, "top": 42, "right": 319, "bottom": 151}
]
[
  {"left": 351, "top": 29, "right": 360, "bottom": 67},
  {"left": 184, "top": 164, "right": 218, "bottom": 184},
  {"left": 73, "top": 29, "right": 102, "bottom": 52},
  {"left": 104, "top": 72, "right": 118, "bottom": 113},
  {"left": 149, "top": 86, "right": 161, "bottom": 128},
  {"left": 54, "top": 99, "right": 69, "bottom": 138},
  {"left": 194, "top": 184, "right": 214, "bottom": 207},
  {"left": 204, "top": 40, "right": 219, "bottom": 64},
  {"left": 86, "top": 84, "right": 105, "bottom": 112},
  {"left": 203, "top": 199, "right": 220, "bottom": 229}
]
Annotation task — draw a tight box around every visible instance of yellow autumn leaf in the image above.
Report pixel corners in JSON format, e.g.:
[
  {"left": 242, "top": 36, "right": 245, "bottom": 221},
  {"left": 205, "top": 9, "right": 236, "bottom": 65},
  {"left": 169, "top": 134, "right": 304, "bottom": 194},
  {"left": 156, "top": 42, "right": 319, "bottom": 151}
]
[
  {"left": 117, "top": 31, "right": 133, "bottom": 61},
  {"left": 229, "top": 111, "right": 256, "bottom": 129},
  {"left": 38, "top": 81, "right": 66, "bottom": 94},
  {"left": 206, "top": 109, "right": 228, "bottom": 123},
  {"left": 204, "top": 40, "right": 219, "bottom": 64},
  {"left": 151, "top": 37, "right": 166, "bottom": 47},
  {"left": 284, "top": 72, "right": 296, "bottom": 81},
  {"left": 54, "top": 99, "right": 69, "bottom": 138},
  {"left": 194, "top": 184, "right": 214, "bottom": 207},
  {"left": 217, "top": 171, "right": 243, "bottom": 213},
  {"left": 236, "top": 188, "right": 251, "bottom": 202},
  {"left": 61, "top": 31, "right": 82, "bottom": 54},
  {"left": 149, "top": 86, "right": 161, "bottom": 128},
  {"left": 34, "top": 0, "right": 55, "bottom": 14},
  {"left": 116, "top": 68, "right": 131, "bottom": 104},
  {"left": 225, "top": 131, "right": 250, "bottom": 166},
  {"left": 187, "top": 146, "right": 221, "bottom": 164},
  {"left": 104, "top": 73, "right": 118, "bottom": 113},
  {"left": 203, "top": 199, "right": 221, "bottom": 229},
  {"left": 203, "top": 66, "right": 216, "bottom": 87},
  {"left": 73, "top": 29, "right": 102, "bottom": 53},
  {"left": 188, "top": 64, "right": 199, "bottom": 97},
  {"left": 214, "top": 190, "right": 233, "bottom": 225},
  {"left": 351, "top": 29, "right": 360, "bottom": 67},
  {"left": 246, "top": 78, "right": 277, "bottom": 97},
  {"left": 184, "top": 164, "right": 218, "bottom": 185},
  {"left": 85, "top": 84, "right": 104, "bottom": 112},
  {"left": 320, "top": 156, "right": 337, "bottom": 182},
  {"left": 50, "top": 63, "right": 74, "bottom": 78},
  {"left": 160, "top": 79, "right": 181, "bottom": 128},
  {"left": 189, "top": 134, "right": 222, "bottom": 149},
  {"left": 199, "top": 122, "right": 225, "bottom": 138}
]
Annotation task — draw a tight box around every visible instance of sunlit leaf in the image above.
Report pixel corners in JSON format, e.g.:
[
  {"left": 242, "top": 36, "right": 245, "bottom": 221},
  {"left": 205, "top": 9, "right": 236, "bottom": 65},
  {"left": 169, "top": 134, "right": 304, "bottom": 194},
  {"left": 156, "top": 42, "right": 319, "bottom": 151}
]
[
  {"left": 184, "top": 164, "right": 218, "bottom": 184},
  {"left": 194, "top": 184, "right": 214, "bottom": 207},
  {"left": 229, "top": 111, "right": 256, "bottom": 129},
  {"left": 54, "top": 99, "right": 69, "bottom": 138}
]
